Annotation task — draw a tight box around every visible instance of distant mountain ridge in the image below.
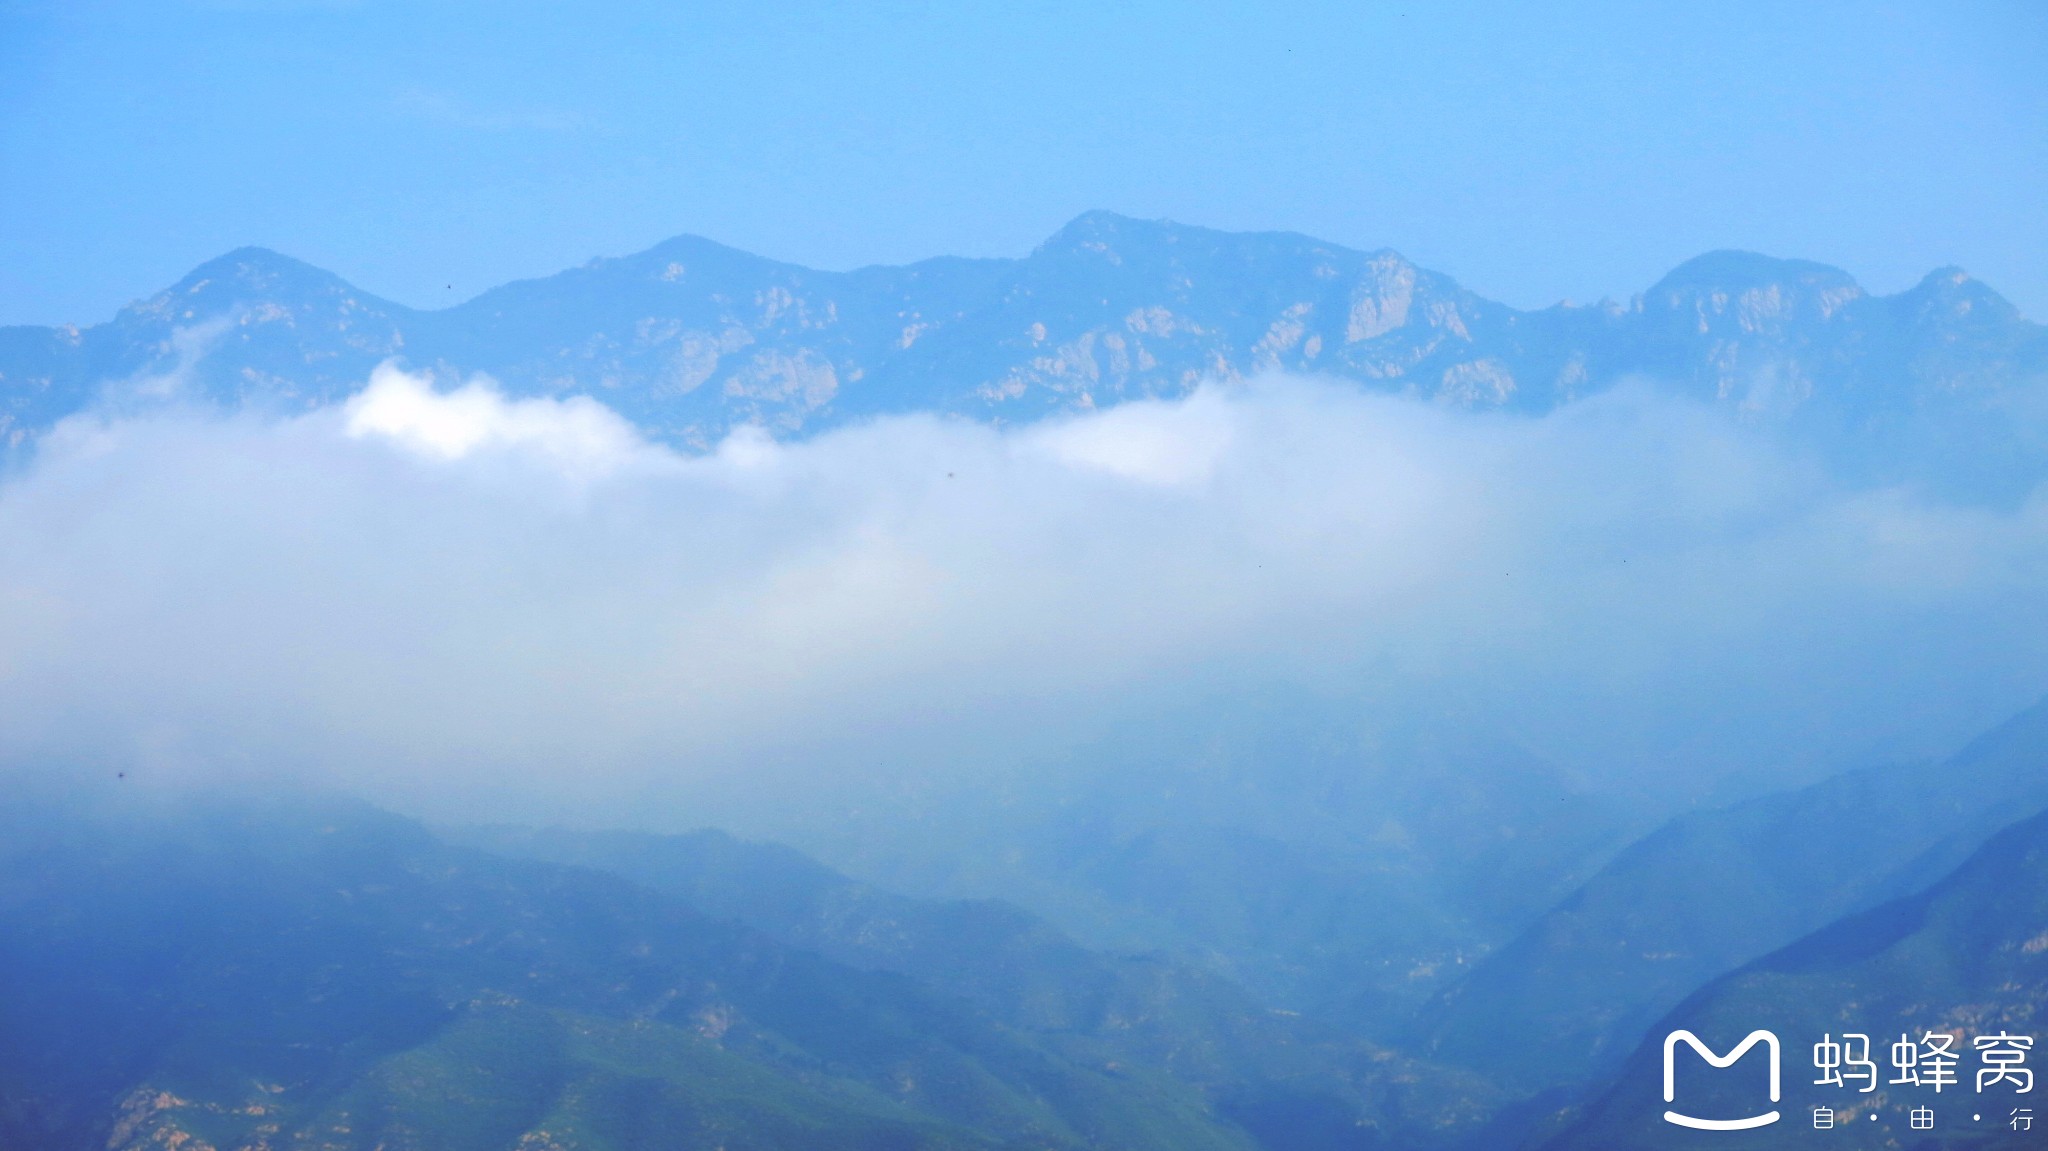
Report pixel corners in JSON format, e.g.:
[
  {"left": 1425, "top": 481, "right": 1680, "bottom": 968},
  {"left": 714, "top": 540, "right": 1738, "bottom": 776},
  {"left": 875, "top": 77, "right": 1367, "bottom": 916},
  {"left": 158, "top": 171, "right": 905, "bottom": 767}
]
[{"left": 4, "top": 213, "right": 2043, "bottom": 494}]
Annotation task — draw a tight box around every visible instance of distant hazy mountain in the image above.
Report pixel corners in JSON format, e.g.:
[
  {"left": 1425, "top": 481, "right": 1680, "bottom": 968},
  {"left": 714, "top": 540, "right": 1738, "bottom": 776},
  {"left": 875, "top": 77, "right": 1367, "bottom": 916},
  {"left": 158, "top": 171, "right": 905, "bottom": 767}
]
[
  {"left": 0, "top": 789, "right": 1237, "bottom": 1151},
  {"left": 0, "top": 788, "right": 1500, "bottom": 1151},
  {"left": 1540, "top": 802, "right": 2048, "bottom": 1150},
  {"left": 1416, "top": 698, "right": 2048, "bottom": 1094},
  {"left": 724, "top": 702, "right": 1635, "bottom": 1048},
  {"left": 452, "top": 823, "right": 1508, "bottom": 1151},
  {"left": 4, "top": 213, "right": 2042, "bottom": 494}
]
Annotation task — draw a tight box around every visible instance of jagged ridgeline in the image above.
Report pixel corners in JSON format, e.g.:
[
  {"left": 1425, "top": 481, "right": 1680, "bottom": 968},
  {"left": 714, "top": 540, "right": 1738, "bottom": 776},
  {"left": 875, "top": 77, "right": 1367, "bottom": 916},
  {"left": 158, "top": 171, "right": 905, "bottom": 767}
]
[{"left": 3, "top": 212, "right": 2043, "bottom": 496}]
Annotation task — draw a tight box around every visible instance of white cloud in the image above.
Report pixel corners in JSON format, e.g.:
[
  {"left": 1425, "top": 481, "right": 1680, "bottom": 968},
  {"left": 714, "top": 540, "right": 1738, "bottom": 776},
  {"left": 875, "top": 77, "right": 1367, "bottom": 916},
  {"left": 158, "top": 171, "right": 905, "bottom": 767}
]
[
  {"left": 0, "top": 373, "right": 2043, "bottom": 830},
  {"left": 1024, "top": 387, "right": 1236, "bottom": 486},
  {"left": 342, "top": 364, "right": 654, "bottom": 480}
]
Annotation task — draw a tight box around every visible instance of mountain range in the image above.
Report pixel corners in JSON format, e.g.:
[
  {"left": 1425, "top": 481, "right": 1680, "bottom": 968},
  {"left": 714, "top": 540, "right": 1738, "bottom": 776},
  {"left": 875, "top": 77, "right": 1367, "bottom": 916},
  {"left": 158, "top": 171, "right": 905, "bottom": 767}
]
[
  {"left": 0, "top": 785, "right": 1502, "bottom": 1151},
  {"left": 2, "top": 683, "right": 2044, "bottom": 1151},
  {"left": 4, "top": 212, "right": 2044, "bottom": 496},
  {"left": 5, "top": 215, "right": 2047, "bottom": 1150}
]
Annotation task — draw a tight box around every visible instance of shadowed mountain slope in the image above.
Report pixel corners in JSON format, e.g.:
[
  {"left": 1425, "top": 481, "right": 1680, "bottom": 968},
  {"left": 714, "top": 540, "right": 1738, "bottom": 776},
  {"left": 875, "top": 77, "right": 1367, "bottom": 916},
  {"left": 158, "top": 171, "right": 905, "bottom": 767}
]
[
  {"left": 0, "top": 787, "right": 1504, "bottom": 1151},
  {"left": 1539, "top": 803, "right": 2048, "bottom": 1150},
  {"left": 1416, "top": 697, "right": 2048, "bottom": 1093},
  {"left": 0, "top": 789, "right": 1244, "bottom": 1151}
]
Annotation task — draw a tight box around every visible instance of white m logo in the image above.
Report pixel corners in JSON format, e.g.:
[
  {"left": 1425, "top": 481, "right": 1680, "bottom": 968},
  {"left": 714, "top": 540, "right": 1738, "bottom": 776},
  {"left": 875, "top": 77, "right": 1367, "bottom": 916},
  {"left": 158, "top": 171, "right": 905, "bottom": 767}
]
[{"left": 1662, "top": 1029, "right": 1782, "bottom": 1131}]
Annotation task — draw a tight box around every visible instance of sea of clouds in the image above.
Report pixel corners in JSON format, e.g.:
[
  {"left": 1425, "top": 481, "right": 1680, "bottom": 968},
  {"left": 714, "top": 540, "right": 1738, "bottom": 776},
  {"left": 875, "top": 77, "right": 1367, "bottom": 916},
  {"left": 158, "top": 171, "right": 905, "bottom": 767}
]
[{"left": 1, "top": 365, "right": 2043, "bottom": 826}]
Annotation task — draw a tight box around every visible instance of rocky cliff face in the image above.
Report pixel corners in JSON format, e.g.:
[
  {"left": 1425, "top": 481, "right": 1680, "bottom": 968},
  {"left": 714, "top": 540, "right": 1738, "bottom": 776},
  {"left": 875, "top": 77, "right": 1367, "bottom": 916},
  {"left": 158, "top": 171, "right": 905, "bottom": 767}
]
[{"left": 5, "top": 213, "right": 2042, "bottom": 472}]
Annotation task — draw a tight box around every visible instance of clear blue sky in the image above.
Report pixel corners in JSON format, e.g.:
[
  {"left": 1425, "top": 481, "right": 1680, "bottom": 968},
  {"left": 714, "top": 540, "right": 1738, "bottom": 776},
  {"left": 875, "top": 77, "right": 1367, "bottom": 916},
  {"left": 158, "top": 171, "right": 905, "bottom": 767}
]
[{"left": 2, "top": 1, "right": 2043, "bottom": 326}]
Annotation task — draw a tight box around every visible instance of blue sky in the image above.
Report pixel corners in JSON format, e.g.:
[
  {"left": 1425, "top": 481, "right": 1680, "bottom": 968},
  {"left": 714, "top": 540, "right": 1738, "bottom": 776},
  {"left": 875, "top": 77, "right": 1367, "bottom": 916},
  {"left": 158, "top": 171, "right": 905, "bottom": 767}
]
[{"left": 2, "top": 0, "right": 2043, "bottom": 326}]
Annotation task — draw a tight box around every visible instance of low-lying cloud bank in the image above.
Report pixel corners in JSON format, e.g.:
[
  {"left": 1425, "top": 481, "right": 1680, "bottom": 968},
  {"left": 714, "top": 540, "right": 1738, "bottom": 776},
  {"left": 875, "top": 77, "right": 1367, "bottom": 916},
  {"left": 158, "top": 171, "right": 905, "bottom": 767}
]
[{"left": 2, "top": 364, "right": 2044, "bottom": 822}]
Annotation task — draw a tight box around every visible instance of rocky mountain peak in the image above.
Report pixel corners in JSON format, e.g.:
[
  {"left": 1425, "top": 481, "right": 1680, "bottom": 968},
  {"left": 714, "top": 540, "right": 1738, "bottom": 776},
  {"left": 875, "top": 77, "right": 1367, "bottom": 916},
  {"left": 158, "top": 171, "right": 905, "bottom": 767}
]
[
  {"left": 1639, "top": 249, "right": 1866, "bottom": 333},
  {"left": 159, "top": 246, "right": 370, "bottom": 304},
  {"left": 2, "top": 219, "right": 2041, "bottom": 499}
]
